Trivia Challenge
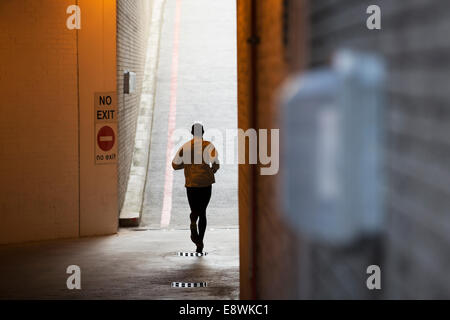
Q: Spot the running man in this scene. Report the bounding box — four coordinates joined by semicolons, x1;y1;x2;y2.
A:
172;123;220;253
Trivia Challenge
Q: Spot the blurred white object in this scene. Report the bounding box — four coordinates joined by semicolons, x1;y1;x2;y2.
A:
124;71;136;94
280;50;386;244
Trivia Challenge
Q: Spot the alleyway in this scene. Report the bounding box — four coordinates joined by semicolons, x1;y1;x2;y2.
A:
138;0;239;295
0;0;238;300
2;0;450;302
141;0;238;230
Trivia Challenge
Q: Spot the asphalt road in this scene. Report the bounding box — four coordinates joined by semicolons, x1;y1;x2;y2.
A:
141;0;238;230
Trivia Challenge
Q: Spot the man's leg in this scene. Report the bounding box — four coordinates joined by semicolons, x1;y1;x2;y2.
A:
197;186;212;243
190;214;200;244
198;213;207;242
190;212;198;224
186;188;200;245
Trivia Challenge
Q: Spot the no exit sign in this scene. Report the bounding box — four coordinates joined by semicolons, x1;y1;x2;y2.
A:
94;92;118;165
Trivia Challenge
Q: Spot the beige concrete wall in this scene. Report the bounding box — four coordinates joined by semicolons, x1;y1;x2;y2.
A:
78;0;118;236
0;0;118;244
0;0;79;244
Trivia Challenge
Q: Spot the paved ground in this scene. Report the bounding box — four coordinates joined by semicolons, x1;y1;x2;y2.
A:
137;0;239;299
0;229;238;299
142;0;238;229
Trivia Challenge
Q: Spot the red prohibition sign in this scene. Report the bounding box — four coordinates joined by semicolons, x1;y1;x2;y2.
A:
97;125;115;151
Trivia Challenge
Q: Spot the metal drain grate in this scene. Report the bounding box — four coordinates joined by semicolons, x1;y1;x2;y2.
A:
177;252;208;257
172;282;208;288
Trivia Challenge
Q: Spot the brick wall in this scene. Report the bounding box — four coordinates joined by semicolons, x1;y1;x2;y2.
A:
252;0;299;300
237;0;308;299
240;0;450;299
116;0;152;210
305;0;450;299
236;0;254;299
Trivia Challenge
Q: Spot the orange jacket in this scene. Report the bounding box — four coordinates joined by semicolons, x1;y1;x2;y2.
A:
172;138;220;187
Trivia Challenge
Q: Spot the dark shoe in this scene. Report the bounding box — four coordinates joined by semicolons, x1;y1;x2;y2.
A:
190;223;200;244
196;242;204;254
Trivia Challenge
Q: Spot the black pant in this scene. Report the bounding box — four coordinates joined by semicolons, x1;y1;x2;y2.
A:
186;186;212;242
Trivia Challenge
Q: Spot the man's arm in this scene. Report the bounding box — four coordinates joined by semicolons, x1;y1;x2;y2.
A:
172;147;184;170
212;161;220;174
210;145;220;174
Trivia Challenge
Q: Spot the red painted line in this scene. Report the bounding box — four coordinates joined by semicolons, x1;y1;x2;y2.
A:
161;0;182;228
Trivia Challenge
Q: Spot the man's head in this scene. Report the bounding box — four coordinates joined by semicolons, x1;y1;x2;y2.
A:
191;122;204;137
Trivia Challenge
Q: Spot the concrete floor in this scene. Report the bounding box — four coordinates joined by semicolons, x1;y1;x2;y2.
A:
0;228;239;300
